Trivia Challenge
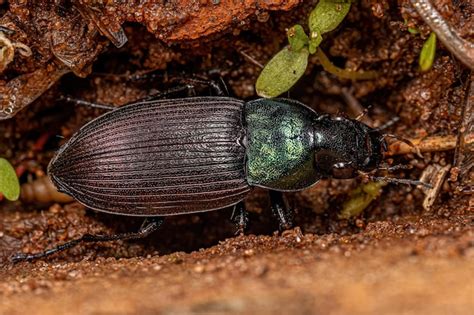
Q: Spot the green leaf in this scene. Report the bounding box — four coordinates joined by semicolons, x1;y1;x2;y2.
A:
404;18;420;34
0;157;20;201
287;25;309;52
256;46;309;98
408;27;419;35
308;33;323;54
419;32;437;72
338;181;385;219
309;0;351;35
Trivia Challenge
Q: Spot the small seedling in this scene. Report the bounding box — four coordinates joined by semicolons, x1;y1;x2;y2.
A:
404;19;420;34
256;0;377;98
419;32;437;72
339;181;385;219
411;0;474;70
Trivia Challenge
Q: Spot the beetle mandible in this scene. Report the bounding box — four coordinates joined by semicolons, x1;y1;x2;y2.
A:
12;95;423;262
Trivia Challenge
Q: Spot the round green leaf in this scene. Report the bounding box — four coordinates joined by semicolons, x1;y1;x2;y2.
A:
287;24;309;52
256;46;309;98
309;0;351;35
0;157;20;201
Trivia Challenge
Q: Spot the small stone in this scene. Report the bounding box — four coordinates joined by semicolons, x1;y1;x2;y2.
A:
243;249;254;257
194;265;205;273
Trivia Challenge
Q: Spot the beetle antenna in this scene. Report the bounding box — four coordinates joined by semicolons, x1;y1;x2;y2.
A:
383;134;423;158
58;96;116;110
368;175;432;188
378;164;413;172
354;108;368;121
374;117;399;131
238;50;264;69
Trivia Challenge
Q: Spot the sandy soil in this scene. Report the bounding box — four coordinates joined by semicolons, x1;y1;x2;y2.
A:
0;202;473;314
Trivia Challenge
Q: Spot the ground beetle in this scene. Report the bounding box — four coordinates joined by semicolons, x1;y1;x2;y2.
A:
12;94;425;262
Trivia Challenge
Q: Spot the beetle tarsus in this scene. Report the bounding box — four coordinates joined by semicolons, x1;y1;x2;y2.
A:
269;191;293;231
58;96;116;110
131;84;199;103
171;77;228;96
11;217;164;263
231;202;249;235
59;84;200;111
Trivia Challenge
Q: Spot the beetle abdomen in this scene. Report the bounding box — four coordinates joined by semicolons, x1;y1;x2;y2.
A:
48;97;250;216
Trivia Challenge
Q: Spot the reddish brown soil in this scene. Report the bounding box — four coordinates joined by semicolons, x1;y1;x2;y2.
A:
0;1;473;314
0;201;472;314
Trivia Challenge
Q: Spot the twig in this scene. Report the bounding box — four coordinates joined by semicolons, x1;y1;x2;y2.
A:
386;135;458;156
419;164;451;211
453;73;474;177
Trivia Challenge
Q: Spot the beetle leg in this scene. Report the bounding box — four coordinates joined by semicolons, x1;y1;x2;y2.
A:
230;202;249;235
58;96;117;110
130;84;198;103
0;25;16;35
58;84;198;111
269;190;293;231
169;76;229;96
11;217;164;263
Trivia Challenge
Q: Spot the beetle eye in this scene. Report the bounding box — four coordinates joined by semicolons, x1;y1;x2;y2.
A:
332;162;356;179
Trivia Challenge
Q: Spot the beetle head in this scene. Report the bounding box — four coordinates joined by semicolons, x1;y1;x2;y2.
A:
313;116;387;179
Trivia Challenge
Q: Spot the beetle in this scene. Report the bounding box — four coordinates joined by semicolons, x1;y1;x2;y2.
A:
11;96;425;262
